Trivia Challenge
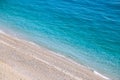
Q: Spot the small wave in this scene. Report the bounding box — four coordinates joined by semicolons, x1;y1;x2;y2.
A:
0;30;6;34
93;70;110;80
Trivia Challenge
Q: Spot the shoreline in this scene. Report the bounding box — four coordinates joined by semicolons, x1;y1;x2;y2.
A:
0;30;110;80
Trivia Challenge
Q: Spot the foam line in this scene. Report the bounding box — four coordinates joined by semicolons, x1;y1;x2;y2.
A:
94;71;110;80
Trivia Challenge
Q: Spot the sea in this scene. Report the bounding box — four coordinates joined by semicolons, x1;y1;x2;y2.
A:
0;0;120;80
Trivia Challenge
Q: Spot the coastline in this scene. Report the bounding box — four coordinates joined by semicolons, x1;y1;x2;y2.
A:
0;30;110;80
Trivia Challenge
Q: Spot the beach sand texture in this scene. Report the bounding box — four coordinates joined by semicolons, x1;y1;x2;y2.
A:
0;61;27;80
0;33;107;80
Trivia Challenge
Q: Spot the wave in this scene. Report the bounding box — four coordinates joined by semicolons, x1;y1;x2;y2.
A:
93;71;110;80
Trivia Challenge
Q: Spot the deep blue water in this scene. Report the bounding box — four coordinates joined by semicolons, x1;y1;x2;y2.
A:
0;0;120;80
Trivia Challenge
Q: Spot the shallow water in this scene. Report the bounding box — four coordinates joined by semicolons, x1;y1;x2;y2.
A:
0;0;120;80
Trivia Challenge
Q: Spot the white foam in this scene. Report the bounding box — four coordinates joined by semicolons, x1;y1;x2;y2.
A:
94;71;110;80
0;30;6;34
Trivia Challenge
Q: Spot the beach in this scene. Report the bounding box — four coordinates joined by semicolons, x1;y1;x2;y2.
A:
0;32;109;80
0;61;28;80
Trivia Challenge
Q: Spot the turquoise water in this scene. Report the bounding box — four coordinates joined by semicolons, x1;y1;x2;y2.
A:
0;0;120;80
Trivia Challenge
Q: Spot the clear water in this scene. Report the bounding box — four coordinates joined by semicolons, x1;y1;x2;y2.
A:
0;0;120;80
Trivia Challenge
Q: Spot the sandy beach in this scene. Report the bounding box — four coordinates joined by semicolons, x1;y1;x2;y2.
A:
0;32;109;80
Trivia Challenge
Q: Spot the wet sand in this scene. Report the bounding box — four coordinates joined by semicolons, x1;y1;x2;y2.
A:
0;32;109;80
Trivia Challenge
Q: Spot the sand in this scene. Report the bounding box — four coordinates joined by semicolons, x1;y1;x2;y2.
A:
0;32;109;80
0;61;28;80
